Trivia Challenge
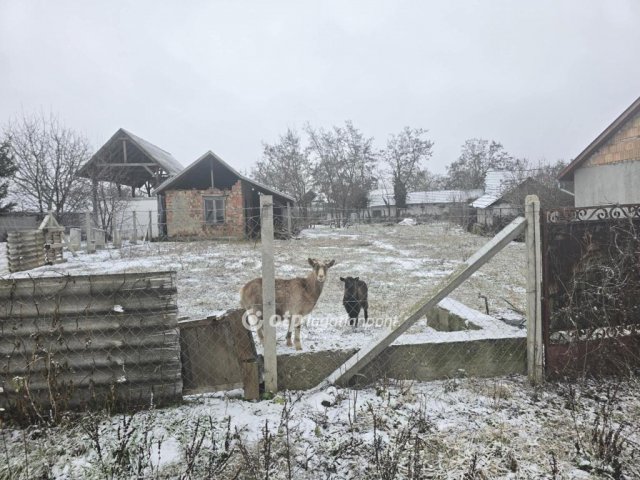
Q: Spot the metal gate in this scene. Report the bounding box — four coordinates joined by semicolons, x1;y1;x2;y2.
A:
541;204;640;378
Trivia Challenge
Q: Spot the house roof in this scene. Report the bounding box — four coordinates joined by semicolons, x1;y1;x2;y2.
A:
78;128;183;187
368;189;395;208
153;150;295;202
471;171;515;209
558;96;640;181
407;189;483;205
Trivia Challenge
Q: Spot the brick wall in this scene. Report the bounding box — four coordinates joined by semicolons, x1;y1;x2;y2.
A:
584;109;640;168
164;180;245;239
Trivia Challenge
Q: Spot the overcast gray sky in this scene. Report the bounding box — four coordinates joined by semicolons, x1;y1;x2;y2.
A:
1;0;639;174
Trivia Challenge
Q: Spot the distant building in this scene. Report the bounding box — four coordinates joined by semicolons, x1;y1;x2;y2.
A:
558;96;640;207
368;189;396;218
154;151;293;239
472;174;573;227
406;189;483;216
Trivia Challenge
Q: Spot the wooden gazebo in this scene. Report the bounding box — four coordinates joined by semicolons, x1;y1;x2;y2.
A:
78;128;183;195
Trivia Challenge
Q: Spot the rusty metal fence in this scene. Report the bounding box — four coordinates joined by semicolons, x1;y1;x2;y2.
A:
542;204;640;378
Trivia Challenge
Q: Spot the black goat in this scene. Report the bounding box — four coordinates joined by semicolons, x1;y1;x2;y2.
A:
340;276;368;327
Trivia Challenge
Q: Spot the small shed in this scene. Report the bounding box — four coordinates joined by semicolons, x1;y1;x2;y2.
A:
153;151;294;239
558;96;640;207
473;176;573;227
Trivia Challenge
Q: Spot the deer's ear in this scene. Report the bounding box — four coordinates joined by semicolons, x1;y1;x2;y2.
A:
327;260;335;268
340;277;345;282
308;258;315;267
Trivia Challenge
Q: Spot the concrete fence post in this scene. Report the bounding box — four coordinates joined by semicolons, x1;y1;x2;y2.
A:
525;195;544;384
260;195;277;394
132;211;138;245
113;228;122;249
148;210;153;241
85;211;95;253
69;228;81;252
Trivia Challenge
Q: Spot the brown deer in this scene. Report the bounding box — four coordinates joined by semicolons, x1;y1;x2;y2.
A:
240;258;336;350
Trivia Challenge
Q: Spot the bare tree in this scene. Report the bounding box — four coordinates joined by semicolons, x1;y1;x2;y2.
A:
446;138;524;190
306;121;377;224
501;159;572;209
412;169;447;191
3;113;91;216
94;181;133;238
382;127;434;211
0;139;18;212
253;128;313;207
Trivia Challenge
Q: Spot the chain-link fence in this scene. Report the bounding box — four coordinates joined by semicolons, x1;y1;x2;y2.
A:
0;271;180;424
1;197;534;415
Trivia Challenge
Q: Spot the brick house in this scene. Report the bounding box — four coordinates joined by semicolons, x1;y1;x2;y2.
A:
558;96;640;207
154;151;294;239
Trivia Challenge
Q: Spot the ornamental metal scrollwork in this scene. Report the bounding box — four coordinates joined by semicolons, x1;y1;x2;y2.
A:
546;204;640;224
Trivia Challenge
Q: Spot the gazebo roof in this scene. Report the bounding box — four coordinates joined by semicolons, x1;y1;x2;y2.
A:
78;128;183;188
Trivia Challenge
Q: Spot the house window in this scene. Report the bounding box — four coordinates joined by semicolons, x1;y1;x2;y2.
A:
204;196;225;225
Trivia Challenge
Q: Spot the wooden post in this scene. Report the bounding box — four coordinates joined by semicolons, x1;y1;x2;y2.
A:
260;195;277;394
318;216;527;388
132;211;138;245
525;195;544;383
148;210;153;241
286;202;292;237
85;211;95;253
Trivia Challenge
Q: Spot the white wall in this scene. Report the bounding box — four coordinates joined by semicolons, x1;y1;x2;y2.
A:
574;161;640;207
112;197;159;240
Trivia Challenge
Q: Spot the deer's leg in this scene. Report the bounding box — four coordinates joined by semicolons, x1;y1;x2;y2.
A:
257;326;265;344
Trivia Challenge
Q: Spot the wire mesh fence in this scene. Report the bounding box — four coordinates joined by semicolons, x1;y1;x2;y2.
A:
1;198;532;416
0;271;181;424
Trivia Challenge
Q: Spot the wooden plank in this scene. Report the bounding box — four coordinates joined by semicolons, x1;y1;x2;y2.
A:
319;216;528;388
7;230;44;238
179;319;241;391
260;195;277;393
228;309;260;400
96;163;158;167
6;250;45;259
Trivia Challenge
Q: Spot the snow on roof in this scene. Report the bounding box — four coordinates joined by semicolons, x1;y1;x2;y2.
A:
471;194;500;209
121;129;184;175
406;189;483;205
368;189;395;207
471;171;515;209
484;170;513;196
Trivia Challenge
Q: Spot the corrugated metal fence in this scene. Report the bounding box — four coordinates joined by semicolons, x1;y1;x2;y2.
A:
0;271;181;420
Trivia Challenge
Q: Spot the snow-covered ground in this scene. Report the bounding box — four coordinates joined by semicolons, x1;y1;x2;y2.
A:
2;224;639;478
2;376;639;479
0;222;526;353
